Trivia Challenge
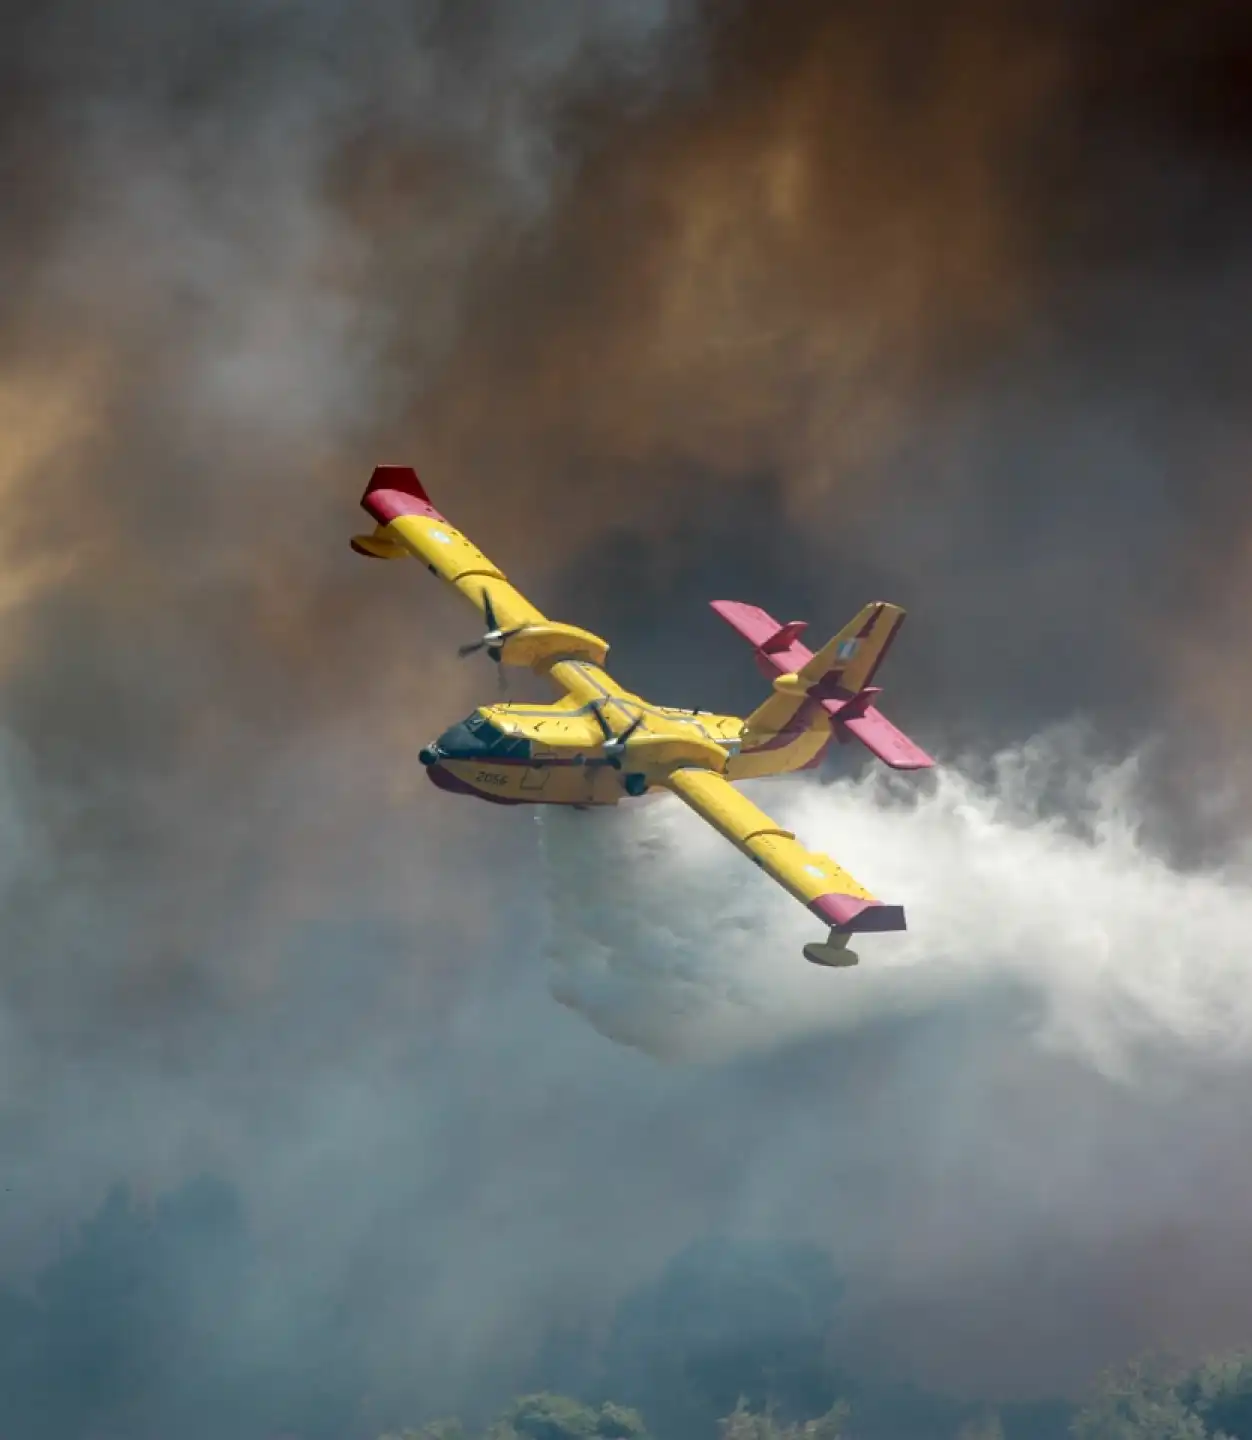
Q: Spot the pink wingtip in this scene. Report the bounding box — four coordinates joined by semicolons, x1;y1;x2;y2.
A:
809;894;907;933
361;464;443;524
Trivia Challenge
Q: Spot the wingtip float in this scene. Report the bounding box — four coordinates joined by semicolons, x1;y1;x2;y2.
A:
351;464;933;966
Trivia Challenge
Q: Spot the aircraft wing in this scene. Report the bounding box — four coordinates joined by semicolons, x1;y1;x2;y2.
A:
351;465;547;632
663;766;905;946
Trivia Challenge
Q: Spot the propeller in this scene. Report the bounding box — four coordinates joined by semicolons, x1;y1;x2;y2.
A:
458;590;528;669
589;698;645;768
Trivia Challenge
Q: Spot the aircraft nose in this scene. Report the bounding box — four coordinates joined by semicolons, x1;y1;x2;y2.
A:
418;745;441;767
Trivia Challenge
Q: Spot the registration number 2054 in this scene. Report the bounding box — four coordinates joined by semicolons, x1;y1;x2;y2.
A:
475;770;509;787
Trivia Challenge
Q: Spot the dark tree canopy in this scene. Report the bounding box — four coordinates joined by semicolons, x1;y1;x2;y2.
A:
600;1236;846;1439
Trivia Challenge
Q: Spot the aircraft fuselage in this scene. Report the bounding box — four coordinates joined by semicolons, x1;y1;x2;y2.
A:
350;462;929;956
418;688;831;807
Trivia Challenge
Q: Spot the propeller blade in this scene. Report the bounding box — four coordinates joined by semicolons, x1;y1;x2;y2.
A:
482;589;499;634
462;615;527;664
589;699;614;741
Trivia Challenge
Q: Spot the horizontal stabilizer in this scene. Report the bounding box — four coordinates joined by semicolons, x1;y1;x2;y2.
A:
711;600;811;675
834;708;934;771
712;598;934;771
710;599;787;649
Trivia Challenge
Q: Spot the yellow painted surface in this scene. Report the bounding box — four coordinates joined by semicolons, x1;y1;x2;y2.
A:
741;601;904;741
498;622;610;669
664;768;877;908
385;512;545;629
439;755;623;806
355;477;897;929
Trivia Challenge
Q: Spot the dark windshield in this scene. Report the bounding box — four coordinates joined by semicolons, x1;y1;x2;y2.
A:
443;714;531;760
490;726;531;759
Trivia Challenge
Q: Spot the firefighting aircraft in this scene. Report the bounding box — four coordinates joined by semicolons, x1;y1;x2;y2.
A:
351;466;933;966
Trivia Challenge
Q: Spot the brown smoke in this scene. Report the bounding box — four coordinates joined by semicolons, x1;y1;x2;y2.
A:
382;2;1064;537
2;0;1252;1423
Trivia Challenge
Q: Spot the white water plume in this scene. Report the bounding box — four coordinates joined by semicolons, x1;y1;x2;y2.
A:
537;725;1252;1073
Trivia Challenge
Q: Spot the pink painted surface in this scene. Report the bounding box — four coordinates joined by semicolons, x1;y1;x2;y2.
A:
711;598;934;771
824;686;883;720
809;894;907;933
806;672;855;702
710;600;783;647
710;600;813;676
832;707;934;770
761;619;809;653
361;464;445;525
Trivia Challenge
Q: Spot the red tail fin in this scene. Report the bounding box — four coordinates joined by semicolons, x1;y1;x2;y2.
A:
360;465;443;525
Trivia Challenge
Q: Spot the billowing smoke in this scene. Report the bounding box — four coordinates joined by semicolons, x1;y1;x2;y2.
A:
543;724;1252;1395
3;0;1252;1434
542;727;1252;1073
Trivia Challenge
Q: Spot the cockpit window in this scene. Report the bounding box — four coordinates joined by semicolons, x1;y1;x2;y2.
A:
461;714;531;759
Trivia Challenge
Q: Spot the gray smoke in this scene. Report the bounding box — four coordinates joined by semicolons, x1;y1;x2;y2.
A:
3;0;1252;1434
540;724;1252;1396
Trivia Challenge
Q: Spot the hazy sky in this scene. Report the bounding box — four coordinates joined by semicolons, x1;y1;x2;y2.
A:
2;0;1252;1429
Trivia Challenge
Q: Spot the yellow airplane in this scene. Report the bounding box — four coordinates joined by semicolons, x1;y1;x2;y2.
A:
351;466;934;966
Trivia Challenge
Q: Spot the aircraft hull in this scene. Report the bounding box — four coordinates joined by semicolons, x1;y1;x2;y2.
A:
352;462;924;958
427;756;625;806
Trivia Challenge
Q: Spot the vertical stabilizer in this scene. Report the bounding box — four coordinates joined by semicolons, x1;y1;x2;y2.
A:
712;599;934;770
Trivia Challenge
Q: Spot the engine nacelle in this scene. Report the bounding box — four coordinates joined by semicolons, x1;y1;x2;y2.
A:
498;622;610;670
617;733;730;797
621;732;728;775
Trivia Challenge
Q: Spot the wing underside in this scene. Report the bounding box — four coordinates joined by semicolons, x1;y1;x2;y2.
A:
662;766;905;939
